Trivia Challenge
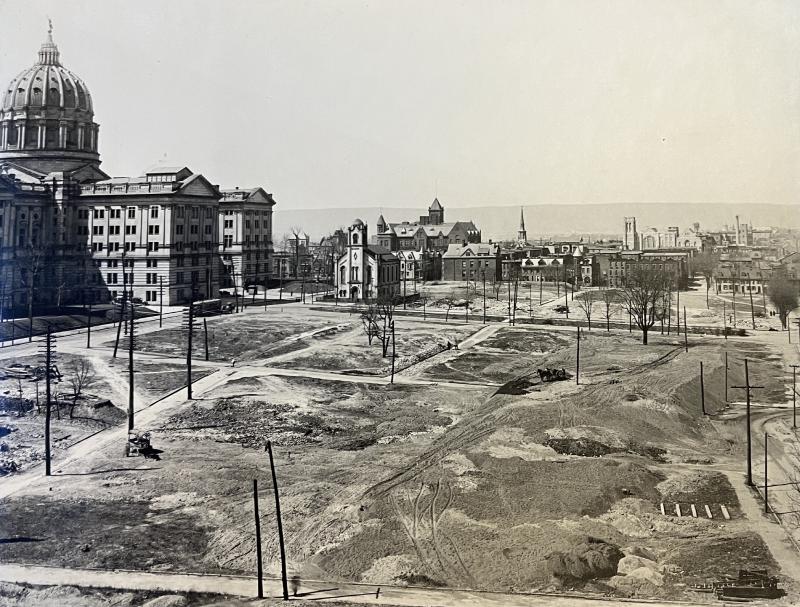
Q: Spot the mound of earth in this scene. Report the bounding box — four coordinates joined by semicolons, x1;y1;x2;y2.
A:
545;536;624;585
657;471;739;509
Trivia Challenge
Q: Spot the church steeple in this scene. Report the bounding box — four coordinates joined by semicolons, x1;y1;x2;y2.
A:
517;206;527;245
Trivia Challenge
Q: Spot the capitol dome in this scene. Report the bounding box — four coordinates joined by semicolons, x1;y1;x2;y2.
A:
0;24;103;177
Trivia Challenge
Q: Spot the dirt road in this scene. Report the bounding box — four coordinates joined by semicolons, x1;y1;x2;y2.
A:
0;564;712;607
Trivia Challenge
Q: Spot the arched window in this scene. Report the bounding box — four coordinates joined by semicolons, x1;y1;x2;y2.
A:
7;123;18;145
14;88;25;106
64;88;75;107
352;233;359;244
31;88;43;105
48;88;60;104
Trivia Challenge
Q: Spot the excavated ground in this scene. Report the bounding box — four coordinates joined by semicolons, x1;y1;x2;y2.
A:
0;308;794;603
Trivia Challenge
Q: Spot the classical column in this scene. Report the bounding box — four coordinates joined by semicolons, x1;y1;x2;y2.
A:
38;121;47;149
59;121;68;148
89;125;96;151
0;122;7;149
17;123;25;149
77;124;85;150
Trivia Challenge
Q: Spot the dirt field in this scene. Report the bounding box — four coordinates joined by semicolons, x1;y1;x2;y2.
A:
129;312;342;362
270;321;479;374
0;303;796;602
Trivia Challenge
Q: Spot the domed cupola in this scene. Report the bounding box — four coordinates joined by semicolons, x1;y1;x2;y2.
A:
0;22;103;177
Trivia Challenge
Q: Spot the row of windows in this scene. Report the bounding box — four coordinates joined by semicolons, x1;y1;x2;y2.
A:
104;259;160;268
92;241;162;252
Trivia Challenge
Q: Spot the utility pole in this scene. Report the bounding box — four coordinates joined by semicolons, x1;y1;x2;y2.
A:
790;364;798;429
403;273;406;310
264;284;268;311
748;279;756;330
723;301;727;340
676;288;680;336
112;286;128;358
732;265;737;326
764;432;769;514
482;271;486;324
700;361;705;415
539;274;543;305
128;299;135;432
253;479;264;599
576;326;580;385
41;326;55;476
266;441;289;601
683;306;688;353
390;321;396;384
732;359;764;487
725;352;729;404
203;317;209;361
86;302;92;348
159;276;164;328
186;299;194;399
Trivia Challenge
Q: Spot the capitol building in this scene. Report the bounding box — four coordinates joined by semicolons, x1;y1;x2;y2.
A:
0;26;275;308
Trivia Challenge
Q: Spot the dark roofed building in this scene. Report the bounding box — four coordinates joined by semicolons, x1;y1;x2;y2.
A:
375;198;481;253
442;242;500;282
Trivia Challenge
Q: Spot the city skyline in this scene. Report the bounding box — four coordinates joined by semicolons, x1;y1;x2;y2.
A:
1;0;799;210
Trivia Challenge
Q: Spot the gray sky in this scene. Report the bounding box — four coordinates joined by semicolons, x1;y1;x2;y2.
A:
1;0;799;209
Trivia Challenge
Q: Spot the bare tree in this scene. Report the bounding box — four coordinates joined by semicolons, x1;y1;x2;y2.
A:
600;288;618;332
67;359;96;418
442;290;457;322
360;302;381;346
768;273;798;330
619;265;671;345
17;242;47;342
377;295;396;356
693;250;719;308
575;290;597;330
463;287;475;322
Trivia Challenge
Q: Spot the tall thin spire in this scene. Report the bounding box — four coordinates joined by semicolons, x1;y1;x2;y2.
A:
517;206;528;245
38;18;61;66
519;206;526;231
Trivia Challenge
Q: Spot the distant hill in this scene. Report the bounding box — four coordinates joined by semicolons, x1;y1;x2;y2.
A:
273;203;799;243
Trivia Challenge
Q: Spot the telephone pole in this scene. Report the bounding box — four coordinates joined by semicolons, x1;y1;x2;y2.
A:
683;306;688;353
86;302;92;348
128;298;135;431
724;351;729;404
764;432;769;514
576;326;580;385
159;276;164;328
790;364;798;429
732;359;764;487
186;299;194;399
253;479;264;599
266;441;289;601
482;270;486;324
700;361;705;415
723;301;727;340
390;321;396;384
40;326;55;476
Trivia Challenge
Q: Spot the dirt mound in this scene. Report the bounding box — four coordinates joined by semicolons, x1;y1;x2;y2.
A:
662;532;779;584
657;471;739;509
545;437;619;457
545;536;624;584
495;377;537;395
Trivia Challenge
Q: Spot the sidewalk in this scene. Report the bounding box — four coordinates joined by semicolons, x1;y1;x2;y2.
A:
0;564;710;607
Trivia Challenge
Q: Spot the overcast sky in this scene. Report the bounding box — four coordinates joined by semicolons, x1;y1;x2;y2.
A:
1;0;799;210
